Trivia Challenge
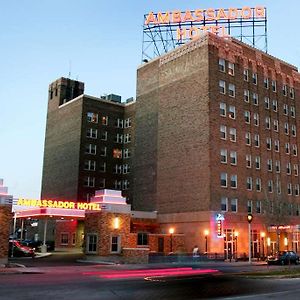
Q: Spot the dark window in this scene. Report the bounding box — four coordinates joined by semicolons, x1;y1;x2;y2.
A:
137;233;148;246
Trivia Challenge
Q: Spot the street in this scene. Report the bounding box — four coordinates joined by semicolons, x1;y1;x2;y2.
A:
1;253;300;299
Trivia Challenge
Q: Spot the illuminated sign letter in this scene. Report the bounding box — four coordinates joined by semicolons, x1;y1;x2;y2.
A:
183;10;194;22
172;10;182;23
228;8;238;20
177;28;186;40
206;8;216;21
145;12;157;25
255;6;265;18
194;9;204;21
241;7;252;19
157;12;170;24
216;8;227;20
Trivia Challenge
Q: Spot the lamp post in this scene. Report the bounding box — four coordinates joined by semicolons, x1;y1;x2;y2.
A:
261;232;265;259
169;228;174;253
234;231;239;261
247;213;253;264
204;229;209;254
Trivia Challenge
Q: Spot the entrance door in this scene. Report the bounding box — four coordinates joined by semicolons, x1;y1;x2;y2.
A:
224;229;235;260
158;237;164;253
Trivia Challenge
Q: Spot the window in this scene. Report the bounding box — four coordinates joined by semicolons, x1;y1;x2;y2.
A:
267;159;272;172
231;198;238;212
246;154;251;168
219;58;225;72
228;83;235;97
113;148;122;159
268;180;273;193
86;128;97;139
220;125;226;139
254;113;259;126
99;162;106;173
284;123;289;135
288;183;292;195
294;164;299;176
244;111;250;124
295;185;300;196
287;162;291;175
293;145;298;156
220;103;226;116
273;120;279;132
285;143;290;154
124;134;131;144
60;233;69;245
122;179;130;190
230;151;237;165
291;106;296;118
221;197;228;211
124;118;132;128
114;165;122;174
229;128;236;142
85;144;96;155
100;146;107;157
277;181;281;194
274;140;280;152
99;178;105;189
266;138;272;150
256;201;262;213
265;117;270;129
219;80;226;94
255;156;260;169
231;175;237;188
114;180;122;190
253;93;259;105
101;116;108;125
244;69;249;81
272;100;278;111
256;177;261;192
115;133;123;143
272;80;276;92
228;105;236;119
221;173;227;187
84;176;95;187
137;233;149;246
72;233;76;245
84;160;96;171
291;125;296;137
228;62;234;75
87;112;98;123
247;200;253;213
282;84;287;96
244;90;250;102
254;134;260;147
246;177;252;190
290;87;295;99
101;131;107;141
87;234;97;253
245;132;251;145
111;235;121;253
123;164;131;174
123;149;131;158
252;73;257;85
283;104;288;115
264;97;270;109
220;149;227;163
115;118;124;128
264;78;269;89
275;161;281;173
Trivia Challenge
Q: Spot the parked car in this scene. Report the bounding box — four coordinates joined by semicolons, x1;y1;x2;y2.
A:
267;251;299;265
9;240;35;258
20;240;55;252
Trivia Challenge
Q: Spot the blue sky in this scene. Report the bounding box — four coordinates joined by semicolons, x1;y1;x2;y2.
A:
1;0;300;199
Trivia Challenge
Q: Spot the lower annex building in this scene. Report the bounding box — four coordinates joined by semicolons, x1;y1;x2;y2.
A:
41;33;300;259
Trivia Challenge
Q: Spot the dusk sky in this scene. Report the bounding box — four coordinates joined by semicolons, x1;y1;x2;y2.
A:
1;0;300;199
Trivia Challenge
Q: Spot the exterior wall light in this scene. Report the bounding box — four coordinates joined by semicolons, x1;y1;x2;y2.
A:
113;217;120;229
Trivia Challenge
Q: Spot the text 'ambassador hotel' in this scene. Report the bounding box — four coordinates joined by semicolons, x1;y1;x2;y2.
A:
42;33;300;256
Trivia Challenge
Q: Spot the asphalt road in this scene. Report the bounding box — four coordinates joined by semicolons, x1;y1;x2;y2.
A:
1;253;300;300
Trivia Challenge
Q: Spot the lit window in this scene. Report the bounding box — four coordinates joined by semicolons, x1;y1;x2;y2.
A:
228;83;235;97
287;162;291;175
221;173;227;187
290;87;295;99
228;62;234;75
267;159;272;172
230;151;237;165
85;144;96;155
220;125;226;140
268;180;273;193
228;105;236;119
252;93;259;105
283;104;288;115
221;197;228;211
265;117;270;129
219;80;226;94
275;161;281;173
220;149;227;163
264;78;269;89
255;156;260;169
87;112;98;123
244;69;249;81
218;58;225;72
231;175;237;188
288;183;292;195
272;100;278;111
254;134;260;147
273;120;279;132
220;102;226;116
84;160;96;171
229;128;236;142
87;234;97;253
272;80;276;92
292;125;296;137
231;198;238;212
86;128;97;139
244;111;250;124
113;148;122;159
247;200;253;213
102;116;108;125
246;177;252;190
282;84;287;96
266;138;272;150
244;89;250;102
294;164;299;176
253;113;259;126
252;73;257;85
291;106;296;118
245;132;251;145
274;140;280;152
264;97;270;109
246;154;251;168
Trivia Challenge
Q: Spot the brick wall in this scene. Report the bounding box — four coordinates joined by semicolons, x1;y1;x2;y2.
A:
0;205;12;264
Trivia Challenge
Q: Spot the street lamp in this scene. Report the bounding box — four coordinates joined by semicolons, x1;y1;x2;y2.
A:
204;229;209;254
169;228;174;253
261;232;265;259
247;213;253;264
234;231;239;261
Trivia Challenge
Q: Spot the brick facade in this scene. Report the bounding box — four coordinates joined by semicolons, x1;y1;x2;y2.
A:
0;205;12;265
